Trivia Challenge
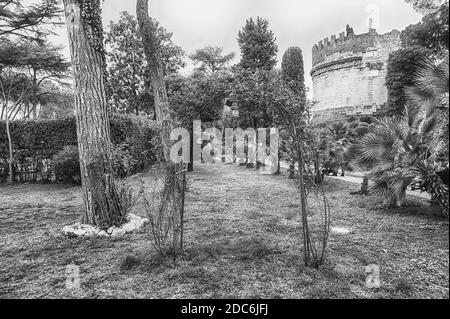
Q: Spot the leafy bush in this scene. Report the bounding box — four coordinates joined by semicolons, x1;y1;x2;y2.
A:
110;114;160;171
385;46;433;115
111;144;138;178
52;145;81;184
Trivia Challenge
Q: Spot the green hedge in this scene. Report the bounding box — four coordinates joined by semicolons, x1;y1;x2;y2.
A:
0;114;159;183
0;117;77;161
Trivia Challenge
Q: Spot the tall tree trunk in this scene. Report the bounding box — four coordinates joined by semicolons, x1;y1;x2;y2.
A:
136;0;173;161
63;0;123;228
188;128;194;172
296;142;311;267
314;157;322;184
137;0;184;255
32;69;37;120
396;188;407;207
288;158;295;179
360;175;369;195
276;150;281;174
5;112;13;185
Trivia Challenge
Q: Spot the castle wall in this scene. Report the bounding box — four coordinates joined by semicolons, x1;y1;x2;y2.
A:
311;29;401;116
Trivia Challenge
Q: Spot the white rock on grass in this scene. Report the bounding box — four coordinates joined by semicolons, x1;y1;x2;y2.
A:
331;227;352;235
110;227;126;238
98;230;109;237
62;214;149;238
121;223;135;233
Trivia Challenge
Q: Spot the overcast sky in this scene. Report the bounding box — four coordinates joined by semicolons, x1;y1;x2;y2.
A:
52;0;423;91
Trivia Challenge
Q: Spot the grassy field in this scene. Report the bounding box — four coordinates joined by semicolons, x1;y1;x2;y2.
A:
0;163;448;299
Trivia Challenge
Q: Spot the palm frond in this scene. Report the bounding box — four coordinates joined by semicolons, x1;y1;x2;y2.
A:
358;132;395;165
356;51;448;210
415;54;449;97
419;114;438;138
391;178;411;199
369;179;394;199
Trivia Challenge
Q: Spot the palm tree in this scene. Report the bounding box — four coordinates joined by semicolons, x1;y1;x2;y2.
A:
406;52;449;164
406;51;449;213
358;52;448;213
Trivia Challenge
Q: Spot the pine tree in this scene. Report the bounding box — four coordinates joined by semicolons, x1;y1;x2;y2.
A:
62;0;124;228
136;0;173;161
189;46;235;74
0;0;61;42
237;17;278;71
137;0;186;256
105;11;185;116
19;41;70;119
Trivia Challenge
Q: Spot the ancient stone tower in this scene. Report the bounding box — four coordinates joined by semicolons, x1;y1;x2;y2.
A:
311;25;401;122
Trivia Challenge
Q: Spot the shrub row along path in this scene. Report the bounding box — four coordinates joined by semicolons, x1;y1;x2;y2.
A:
0;163;448;298
278;161;431;200
327;171;431;200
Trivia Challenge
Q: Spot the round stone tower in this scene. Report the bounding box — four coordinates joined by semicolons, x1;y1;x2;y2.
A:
311;25;401;122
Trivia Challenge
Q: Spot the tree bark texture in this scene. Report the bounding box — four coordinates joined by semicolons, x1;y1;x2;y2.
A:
360;175;369;195
137;0;186;256
136;0;173;162
5;113;13;184
296;142;311;267
63;0;123;228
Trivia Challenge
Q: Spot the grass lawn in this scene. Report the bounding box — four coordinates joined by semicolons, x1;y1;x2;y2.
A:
0;163;448;299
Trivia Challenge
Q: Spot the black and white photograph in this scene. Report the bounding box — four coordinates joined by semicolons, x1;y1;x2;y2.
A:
0;0;448;304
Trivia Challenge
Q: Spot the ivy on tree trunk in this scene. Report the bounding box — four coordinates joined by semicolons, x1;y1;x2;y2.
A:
63;0;124;228
136;0;173;161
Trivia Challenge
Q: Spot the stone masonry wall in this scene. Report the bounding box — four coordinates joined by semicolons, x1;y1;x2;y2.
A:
311;28;401;117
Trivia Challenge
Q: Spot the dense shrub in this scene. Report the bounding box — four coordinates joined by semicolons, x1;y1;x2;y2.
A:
109;114;160;170
52;145;81;184
352;123;370;137
0;114;159;183
111;143;138;178
385;46;433;115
